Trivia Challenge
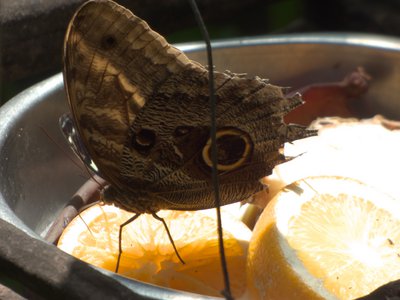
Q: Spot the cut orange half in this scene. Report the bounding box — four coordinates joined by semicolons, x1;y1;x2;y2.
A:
57;204;251;298
245;176;400;300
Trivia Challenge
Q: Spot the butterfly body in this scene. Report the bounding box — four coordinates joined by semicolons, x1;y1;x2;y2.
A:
64;0;314;214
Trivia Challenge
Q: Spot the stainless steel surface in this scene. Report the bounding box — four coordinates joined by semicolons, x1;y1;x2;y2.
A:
1;33;400;298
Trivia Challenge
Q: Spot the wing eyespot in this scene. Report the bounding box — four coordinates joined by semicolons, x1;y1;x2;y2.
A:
201;128;253;172
131;128;156;155
101;34;118;50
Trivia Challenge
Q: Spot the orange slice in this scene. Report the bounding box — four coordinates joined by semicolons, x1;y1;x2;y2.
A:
57;204;251;298
245;176;400;300
260;116;400;208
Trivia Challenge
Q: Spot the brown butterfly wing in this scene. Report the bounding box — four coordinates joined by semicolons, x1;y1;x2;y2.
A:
64;0;200;209
64;0;313;213
128;69;312;210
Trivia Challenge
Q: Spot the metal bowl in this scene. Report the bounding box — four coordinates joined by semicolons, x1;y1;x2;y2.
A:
1;33;400;298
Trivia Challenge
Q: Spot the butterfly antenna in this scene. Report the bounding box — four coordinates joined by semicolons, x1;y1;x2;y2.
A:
57;114;105;186
78;210;94;238
39;125;86;175
187;1;233;299
152;213;185;264
116;213;141;273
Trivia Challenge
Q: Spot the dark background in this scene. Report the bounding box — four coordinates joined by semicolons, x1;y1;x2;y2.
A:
1;0;400;104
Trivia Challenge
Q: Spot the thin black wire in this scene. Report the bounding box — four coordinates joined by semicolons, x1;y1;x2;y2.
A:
186;1;233;299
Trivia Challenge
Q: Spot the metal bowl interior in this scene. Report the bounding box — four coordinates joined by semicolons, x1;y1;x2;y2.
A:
1;33;400;297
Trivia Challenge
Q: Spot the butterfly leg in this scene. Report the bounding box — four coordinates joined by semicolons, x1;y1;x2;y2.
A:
116;213;141;273
151;213;185;265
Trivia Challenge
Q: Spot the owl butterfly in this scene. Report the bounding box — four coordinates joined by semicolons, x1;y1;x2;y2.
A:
63;0;314;293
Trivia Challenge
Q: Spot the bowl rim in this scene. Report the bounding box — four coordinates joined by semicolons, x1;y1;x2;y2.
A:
2;32;400;299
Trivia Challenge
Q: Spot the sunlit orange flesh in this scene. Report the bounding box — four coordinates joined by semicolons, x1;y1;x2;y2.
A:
58;205;251;298
246;176;400;300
